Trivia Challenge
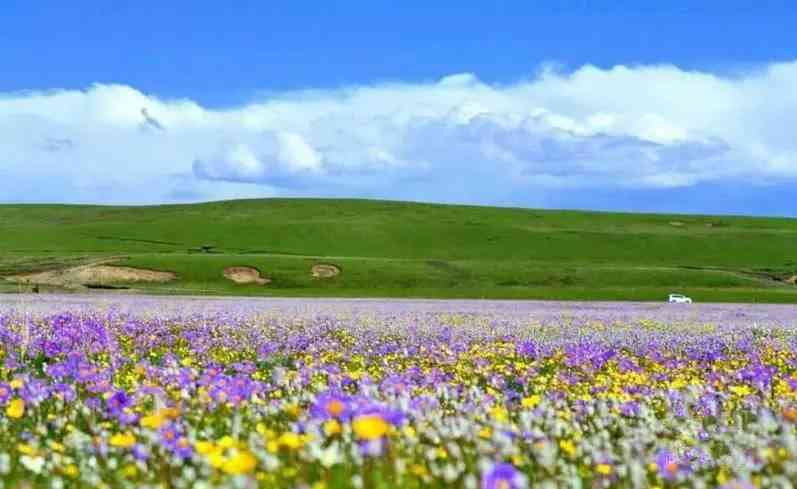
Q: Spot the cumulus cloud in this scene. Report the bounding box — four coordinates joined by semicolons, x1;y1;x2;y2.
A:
191;132;324;190
1;61;796;206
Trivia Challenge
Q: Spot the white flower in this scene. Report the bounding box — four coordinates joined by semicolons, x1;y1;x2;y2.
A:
0;453;9;474
319;444;343;468
20;455;45;474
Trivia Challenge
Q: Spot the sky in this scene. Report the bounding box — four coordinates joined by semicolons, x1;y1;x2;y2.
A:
2;1;797;216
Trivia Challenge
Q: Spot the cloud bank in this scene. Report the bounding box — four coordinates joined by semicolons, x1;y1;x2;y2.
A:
1;62;796;209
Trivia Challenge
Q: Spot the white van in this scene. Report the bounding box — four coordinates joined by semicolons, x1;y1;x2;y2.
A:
668;293;693;304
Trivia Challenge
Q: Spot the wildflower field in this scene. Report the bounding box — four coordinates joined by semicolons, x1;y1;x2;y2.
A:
1;296;797;488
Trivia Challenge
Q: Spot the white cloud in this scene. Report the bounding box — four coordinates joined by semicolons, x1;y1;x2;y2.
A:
1;61;797;205
192;132;323;187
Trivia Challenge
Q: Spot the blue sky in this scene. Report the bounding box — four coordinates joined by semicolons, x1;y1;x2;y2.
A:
2;1;796;215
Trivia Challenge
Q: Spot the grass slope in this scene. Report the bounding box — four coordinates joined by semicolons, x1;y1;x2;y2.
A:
1;199;796;302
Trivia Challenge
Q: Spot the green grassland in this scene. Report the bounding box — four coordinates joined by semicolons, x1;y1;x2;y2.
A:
1;199;796;302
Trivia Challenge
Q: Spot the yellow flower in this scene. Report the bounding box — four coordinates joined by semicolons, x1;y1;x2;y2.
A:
285;403;301;418
218;435;237;449
63;464;79;478
160;407;181;419
110;432;136;448
195;441;216;455
140;413;165;429
222;450;257;475
729;385;752;397
323;419;341;436
479;427;492;439
411;464;429;477
17;443;37;456
595;463;612;476
9;379;23;389
559;439;577;457
208;451;227;469
278;432;303;450
521;395;541;409
489;406;509;423
6;398;25;419
352;414;389;441
256;423;271;436
669;378;688;389
122;464;138;478
48;441;65;452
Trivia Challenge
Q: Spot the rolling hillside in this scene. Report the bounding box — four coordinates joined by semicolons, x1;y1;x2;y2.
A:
1;199;796;302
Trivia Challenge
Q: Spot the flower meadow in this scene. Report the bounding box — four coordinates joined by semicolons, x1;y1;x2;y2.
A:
1;296;797;488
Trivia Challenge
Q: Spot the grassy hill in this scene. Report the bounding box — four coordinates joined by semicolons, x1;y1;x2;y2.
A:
1;199;796;302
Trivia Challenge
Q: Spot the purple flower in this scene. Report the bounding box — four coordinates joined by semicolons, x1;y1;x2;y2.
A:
311;392;353;420
49;383;77;402
132;444;150;461
482;463;526;489
619;401;640;417
515;341;537;359
0;383;11;404
354;403;405;427
21;379;50;405
45;362;70;379
84;397;103;411
257;342;278;359
106;390;131;413
655;450;681;480
160;424;181;447
171;436;194;459
117;410;139;426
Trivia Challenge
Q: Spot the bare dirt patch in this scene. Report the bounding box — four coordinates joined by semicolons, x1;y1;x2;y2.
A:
669;221;685;227
7;264;176;288
312;263;340;278
223;267;271;285
786;275;797;285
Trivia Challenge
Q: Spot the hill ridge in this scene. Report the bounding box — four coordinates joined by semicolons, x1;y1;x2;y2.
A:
1;199;795;302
